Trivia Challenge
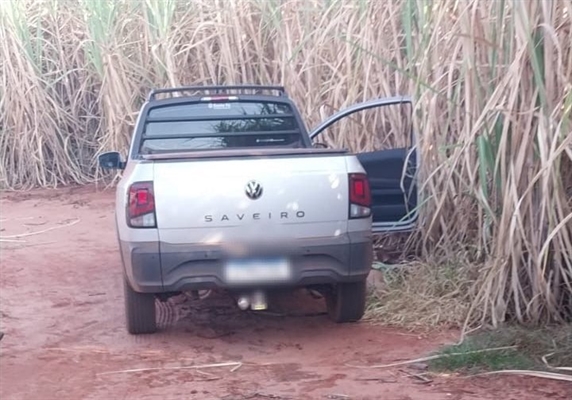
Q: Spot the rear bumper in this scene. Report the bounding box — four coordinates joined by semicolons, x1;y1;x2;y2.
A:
120;232;372;293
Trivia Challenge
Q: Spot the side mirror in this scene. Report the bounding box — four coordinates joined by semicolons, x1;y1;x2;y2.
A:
98;151;125;170
312;142;328;149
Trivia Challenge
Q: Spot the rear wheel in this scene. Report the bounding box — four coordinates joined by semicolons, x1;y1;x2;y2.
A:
326;280;367;323
123;276;157;334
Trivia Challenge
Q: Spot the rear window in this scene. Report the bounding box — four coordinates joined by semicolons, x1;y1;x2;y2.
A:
141;101;305;153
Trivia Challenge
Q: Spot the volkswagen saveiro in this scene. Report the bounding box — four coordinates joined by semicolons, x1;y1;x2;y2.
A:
99;85;418;334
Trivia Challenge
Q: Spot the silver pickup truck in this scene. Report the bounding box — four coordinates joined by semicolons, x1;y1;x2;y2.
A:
99;85;418;334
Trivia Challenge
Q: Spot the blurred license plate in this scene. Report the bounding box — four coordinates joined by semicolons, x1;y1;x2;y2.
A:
224;258;291;284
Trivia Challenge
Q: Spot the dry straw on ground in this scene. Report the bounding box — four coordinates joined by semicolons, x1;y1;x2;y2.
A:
0;0;571;326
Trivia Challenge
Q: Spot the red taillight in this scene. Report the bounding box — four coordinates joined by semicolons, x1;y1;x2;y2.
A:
127;182;156;228
349;174;371;207
349;173;371;219
354;180;365;197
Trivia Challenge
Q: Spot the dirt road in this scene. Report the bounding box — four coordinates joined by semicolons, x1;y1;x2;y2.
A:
0;186;570;400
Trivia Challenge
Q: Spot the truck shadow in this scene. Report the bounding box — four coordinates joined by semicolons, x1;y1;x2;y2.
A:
155;288;333;339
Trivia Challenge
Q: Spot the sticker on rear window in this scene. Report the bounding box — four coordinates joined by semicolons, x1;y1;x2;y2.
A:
208;103;231;110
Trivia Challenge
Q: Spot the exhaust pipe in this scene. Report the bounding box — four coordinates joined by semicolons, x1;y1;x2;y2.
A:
237;295;250;310
237;291;267;311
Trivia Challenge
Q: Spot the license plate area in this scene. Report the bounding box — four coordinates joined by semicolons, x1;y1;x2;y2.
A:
224;258;292;284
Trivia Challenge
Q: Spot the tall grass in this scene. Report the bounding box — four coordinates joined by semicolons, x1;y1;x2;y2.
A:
0;0;571;326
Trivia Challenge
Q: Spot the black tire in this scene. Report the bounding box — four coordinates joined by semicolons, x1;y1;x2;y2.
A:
326;280;367;323
123;276;157;334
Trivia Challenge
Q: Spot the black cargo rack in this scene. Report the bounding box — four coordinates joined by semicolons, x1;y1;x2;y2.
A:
147;85;287;101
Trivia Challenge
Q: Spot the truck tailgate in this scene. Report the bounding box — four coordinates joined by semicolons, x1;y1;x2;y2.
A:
152;155;351;243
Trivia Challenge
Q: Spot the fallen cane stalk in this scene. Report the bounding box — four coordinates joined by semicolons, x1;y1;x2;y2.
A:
471;370;572;382
194;369;221;381
96;361;243;376
0;219;80;239
541;352;572;372
398;368;433;384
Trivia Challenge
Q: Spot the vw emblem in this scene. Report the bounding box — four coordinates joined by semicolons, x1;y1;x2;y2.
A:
245;180;263;200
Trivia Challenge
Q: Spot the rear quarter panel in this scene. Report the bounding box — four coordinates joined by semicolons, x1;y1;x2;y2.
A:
345;155;371;234
115;161;159;243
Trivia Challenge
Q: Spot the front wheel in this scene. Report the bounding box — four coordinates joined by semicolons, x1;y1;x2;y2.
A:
325;280;367;323
123;276;157;334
